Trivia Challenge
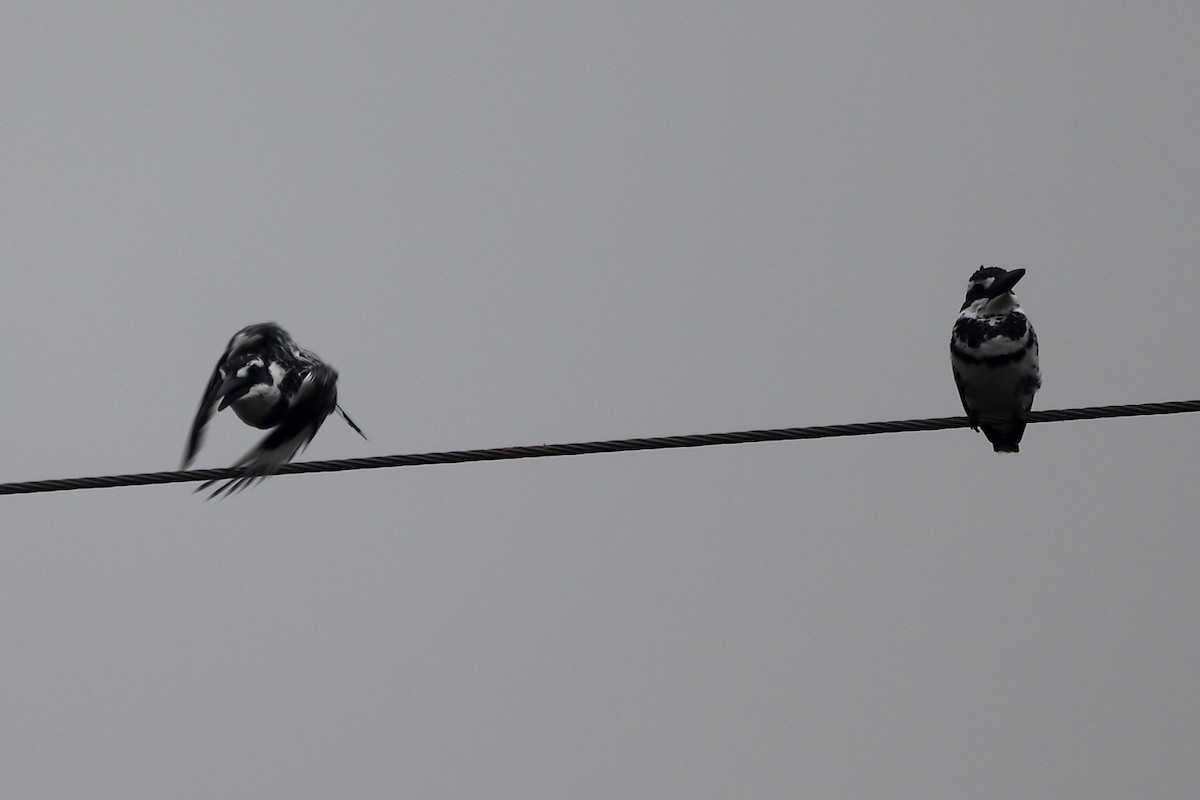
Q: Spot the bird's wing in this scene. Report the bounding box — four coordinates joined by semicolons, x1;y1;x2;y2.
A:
335;405;367;440
200;364;339;499
950;358;979;430
182;350;233;468
954;375;975;428
296;344;366;440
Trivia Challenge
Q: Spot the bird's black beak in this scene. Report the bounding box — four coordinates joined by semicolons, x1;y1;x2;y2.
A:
986;268;1025;298
216;374;258;410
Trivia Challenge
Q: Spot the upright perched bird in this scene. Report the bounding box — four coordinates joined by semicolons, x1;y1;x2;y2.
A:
183;323;366;497
950;267;1041;452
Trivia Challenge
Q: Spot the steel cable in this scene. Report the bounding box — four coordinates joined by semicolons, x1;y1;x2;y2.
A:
2;399;1197;496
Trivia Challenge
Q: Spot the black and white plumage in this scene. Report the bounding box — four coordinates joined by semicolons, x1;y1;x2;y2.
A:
183;323;366;497
950;267;1041;453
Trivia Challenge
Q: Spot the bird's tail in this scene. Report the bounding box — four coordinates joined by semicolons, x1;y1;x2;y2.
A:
983;421;1025;453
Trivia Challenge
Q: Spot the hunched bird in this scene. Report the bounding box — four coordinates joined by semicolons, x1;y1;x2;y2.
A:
950;267;1042;452
183;322;366;497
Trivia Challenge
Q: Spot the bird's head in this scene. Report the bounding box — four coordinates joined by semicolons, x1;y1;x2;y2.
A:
960;266;1026;315
216;356;272;411
226;322;291;359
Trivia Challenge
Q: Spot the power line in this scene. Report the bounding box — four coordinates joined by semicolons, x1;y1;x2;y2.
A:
2;399;1198;497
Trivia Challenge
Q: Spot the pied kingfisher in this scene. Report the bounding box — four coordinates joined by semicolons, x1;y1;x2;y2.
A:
950;267;1041;453
183;323;366;497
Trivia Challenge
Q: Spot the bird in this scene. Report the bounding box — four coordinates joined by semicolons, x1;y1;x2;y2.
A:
183;322;366;497
950;266;1041;452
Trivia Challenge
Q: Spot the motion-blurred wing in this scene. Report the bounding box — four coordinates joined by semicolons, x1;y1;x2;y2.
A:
336;405;367;440
182;351;232;469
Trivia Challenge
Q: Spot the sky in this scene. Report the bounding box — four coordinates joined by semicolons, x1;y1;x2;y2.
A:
1;2;1199;797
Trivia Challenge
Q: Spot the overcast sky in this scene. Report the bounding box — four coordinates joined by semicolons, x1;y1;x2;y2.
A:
2;3;1199;797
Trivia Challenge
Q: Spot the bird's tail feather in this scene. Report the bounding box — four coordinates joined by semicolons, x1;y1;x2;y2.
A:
982;421;1025;453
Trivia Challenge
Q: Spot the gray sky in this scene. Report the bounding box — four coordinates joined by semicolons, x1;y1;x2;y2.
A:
2;2;1198;797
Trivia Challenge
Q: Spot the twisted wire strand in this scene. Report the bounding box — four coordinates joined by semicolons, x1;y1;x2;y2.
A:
2;399;1198;497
